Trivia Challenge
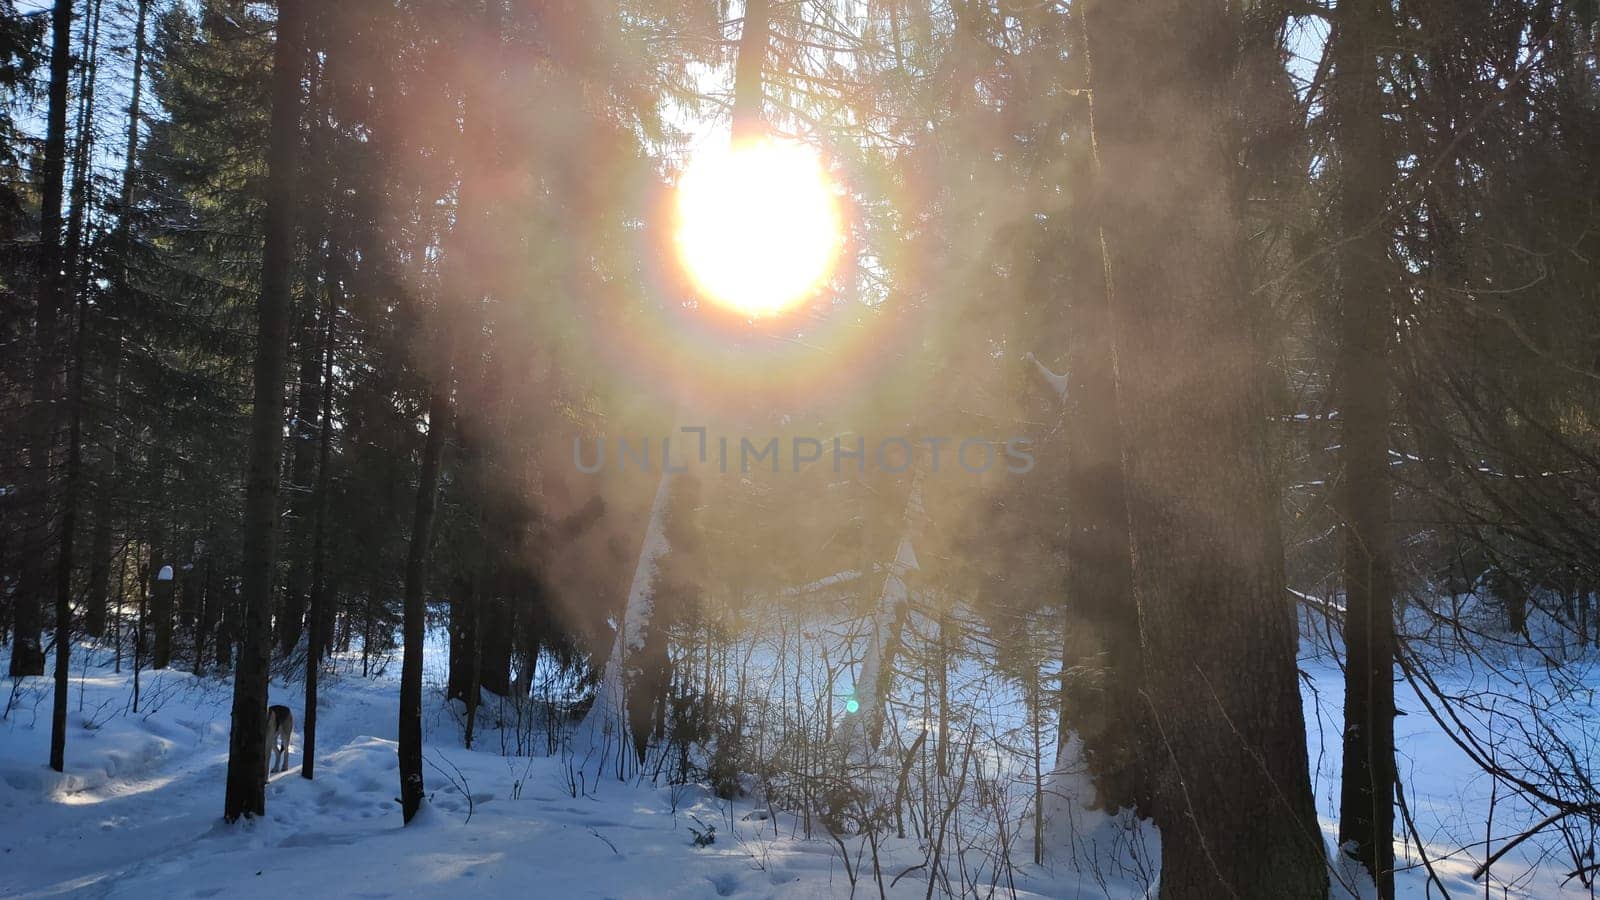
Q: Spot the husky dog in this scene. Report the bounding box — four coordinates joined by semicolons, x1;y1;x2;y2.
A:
266;704;294;778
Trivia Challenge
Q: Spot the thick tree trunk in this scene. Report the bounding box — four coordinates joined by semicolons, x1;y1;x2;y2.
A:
1057;74;1144;811
224;0;305;824
400;387;449;823
1330;2;1398;895
1082;2;1327;896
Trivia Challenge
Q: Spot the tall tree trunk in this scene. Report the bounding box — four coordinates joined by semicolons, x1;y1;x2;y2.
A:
732;0;770;140
224;0;306;823
1056;19;1144;808
49;303;80;772
50;0;104;773
299;14;335;776
85;0;150;642
302;218;337;781
1082;2;1327;896
400;387;449;823
1331;1;1397;893
13;0;76;680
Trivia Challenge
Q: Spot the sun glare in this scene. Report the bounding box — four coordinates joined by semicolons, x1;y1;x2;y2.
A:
673;138;844;318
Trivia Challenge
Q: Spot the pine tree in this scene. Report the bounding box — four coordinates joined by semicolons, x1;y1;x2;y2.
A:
14;0;75;681
1328;0;1398;893
399;382;447;823
224;0;305;822
43;0;81;768
1081;1;1328;894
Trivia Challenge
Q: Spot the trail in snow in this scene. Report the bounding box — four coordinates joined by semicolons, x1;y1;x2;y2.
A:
2;642;1073;899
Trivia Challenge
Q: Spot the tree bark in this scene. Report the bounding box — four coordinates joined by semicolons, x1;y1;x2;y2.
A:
1057;23;1145;808
1329;2;1398;894
224;0;306;823
303;209;337;781
300;8;336;778
1082;2;1327;896
400;386;449;823
13;0;76;680
51;0;104;773
732;0;770;140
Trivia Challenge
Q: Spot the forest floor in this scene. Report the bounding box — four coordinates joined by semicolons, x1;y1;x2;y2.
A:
0;624;1594;899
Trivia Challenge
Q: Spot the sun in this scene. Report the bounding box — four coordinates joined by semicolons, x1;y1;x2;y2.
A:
673;137;844;318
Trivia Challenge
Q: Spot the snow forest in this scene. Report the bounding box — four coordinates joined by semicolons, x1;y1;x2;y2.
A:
2;1;1599;898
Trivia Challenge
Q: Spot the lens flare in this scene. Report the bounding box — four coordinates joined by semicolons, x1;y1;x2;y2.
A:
673;138;844;318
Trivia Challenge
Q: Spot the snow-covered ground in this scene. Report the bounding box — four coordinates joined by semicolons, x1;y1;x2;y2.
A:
1;636;1075;899
1;617;1594;899
1300;603;1600;900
